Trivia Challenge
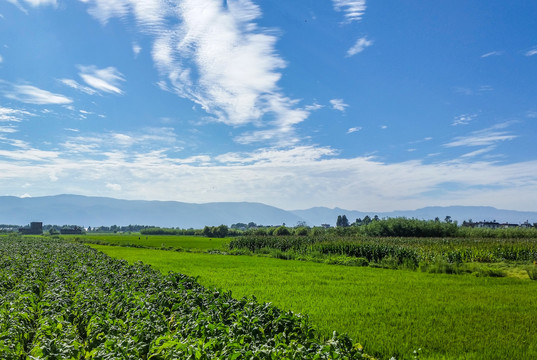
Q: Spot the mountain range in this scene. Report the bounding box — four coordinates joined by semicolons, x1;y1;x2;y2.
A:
1;194;536;228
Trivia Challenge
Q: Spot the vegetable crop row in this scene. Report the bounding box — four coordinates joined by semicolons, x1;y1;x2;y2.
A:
0;238;362;359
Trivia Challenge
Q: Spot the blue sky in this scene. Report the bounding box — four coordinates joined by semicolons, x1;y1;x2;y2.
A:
0;0;536;211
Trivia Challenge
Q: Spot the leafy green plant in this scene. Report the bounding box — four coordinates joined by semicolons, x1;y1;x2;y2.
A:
0;237;364;359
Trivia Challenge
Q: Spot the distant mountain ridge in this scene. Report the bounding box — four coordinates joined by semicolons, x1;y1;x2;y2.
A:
1;194;536;228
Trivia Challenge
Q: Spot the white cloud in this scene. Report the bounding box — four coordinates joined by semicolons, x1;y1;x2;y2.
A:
0;106;33;122
452;113;477;126
304;103;323;111
6;0;56;10
526;111;537;119
0;125;17;133
460;146;496;158
330;99;348;112
525;47;537;56
106;183;122;191
445;123;517;148
0;54;3;63
82;0;309;144
481;51;502;58
78;65;125;94
59;78;98;95
347;127;362;134
347;36;373;57
4;84;72;105
2;142;537;211
332;0;366;23
132;42;142;56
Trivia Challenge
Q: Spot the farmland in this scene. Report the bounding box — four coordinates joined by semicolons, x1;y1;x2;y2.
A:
72;233;230;251
0;237;361;359
3;230;537;359
91;242;537;359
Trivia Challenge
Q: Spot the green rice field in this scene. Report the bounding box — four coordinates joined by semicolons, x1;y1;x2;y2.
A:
91;244;537;360
72;233;230;251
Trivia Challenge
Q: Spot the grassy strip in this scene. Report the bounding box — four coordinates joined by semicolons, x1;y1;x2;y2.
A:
91;244;537;360
68;233;230;251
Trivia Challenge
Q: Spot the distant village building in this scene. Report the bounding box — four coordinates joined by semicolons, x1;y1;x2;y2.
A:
462;220;532;229
18;222;43;235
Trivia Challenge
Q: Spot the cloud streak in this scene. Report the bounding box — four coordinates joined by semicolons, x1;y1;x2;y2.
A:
3;84;72;105
525;47;537;57
78;65;125;95
347;36;373;57
330;99;348;112
332;0;366;23
452;113;477;126
445;123;517;148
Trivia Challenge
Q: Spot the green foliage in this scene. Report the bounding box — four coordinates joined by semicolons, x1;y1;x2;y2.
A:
95;245;537;360
336;215;350;227
294;227;309;236
0;237;363;359
228;234;537;276
273;226;291;236
72;233;231;251
202;224;229;238
359;217;458;237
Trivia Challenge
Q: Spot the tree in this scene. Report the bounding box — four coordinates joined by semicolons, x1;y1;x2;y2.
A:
445;216;452;223
362;215;372;225
336;215;349;227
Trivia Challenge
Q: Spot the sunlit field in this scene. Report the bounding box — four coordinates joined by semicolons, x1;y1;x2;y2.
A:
70;233;230;251
92;244;537;360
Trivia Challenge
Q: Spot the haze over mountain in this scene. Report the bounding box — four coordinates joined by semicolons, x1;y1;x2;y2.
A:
1;195;536;228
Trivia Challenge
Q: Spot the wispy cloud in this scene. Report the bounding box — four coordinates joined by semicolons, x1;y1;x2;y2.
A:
0;106;33;122
78;65;125;95
347;36;373;57
8;0;57;6
132;42;142;57
0;125;17;133
59;78;98;95
347;126;362;134
304;103;323;111
526;111;537;119
445;122;517;147
332;0;366;23
330;99;348;112
481;51;502;58
81;0;309;144
0;54;3;63
4;84;72;105
452;113;477;126
460;145;496;158
525;47;537;57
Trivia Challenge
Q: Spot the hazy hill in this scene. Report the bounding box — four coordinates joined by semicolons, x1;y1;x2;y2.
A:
291;206;537;226
0;195;304;228
1;194;536;228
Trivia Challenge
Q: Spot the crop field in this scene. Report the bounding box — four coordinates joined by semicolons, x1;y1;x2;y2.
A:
0;237;362;359
71;233;230;251
228;235;537;276
92;244;537;360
